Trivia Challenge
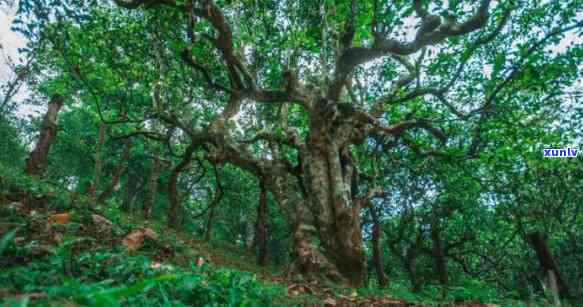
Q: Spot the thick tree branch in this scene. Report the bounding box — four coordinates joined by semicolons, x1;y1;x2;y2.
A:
467;20;583;157
328;0;492;101
380;120;447;144
180;48;233;93
114;0;178;9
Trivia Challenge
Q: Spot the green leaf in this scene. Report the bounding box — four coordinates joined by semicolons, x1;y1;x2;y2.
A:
0;226;21;257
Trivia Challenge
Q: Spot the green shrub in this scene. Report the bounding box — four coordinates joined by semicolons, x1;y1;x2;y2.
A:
1;249;283;306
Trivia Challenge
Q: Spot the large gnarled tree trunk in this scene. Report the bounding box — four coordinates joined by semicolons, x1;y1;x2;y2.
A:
110;0;496;287
291;108;366;286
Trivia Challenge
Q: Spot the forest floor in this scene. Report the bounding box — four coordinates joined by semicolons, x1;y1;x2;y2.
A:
0;166;533;307
0;200;513;307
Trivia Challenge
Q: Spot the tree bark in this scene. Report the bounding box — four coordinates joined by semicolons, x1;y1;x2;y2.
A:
369;204;388;287
106;0;497;287
204;202;217;242
267;173;344;283
24;94;64;176
121;172;139;212
204;165;222;241
300;116;365;286
526;231;570;299
144;153;161;219
388;227;423;293
431;222;449;286
23;94;64;208
407;230;424;292
206;110;366;286
89;122;108;197
97;140;132;203
256;179;269;266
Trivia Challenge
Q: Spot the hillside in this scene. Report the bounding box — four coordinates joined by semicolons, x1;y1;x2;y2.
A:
0;166;571;306
1;0;582;306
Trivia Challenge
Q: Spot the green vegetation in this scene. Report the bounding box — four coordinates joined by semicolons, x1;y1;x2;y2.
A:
1;0;582;306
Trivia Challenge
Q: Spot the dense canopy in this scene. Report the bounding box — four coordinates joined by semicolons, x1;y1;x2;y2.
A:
1;0;582;305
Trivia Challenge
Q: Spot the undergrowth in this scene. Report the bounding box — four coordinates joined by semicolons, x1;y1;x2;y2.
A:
0;163;575;306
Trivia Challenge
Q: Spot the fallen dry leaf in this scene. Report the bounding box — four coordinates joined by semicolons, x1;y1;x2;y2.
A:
143;228;158;240
287;283;314;296
323;297;337;306
122;228;159;251
122;230;145;251
50;213;71;225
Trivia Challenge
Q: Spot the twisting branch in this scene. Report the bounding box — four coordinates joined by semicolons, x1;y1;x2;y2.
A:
180;48;233;93
168;141;198;226
328;0;493;101
371;55;417;117
204;164;223;241
380;120;447;144
193;0;254;90
114;0;179;9
370;4;514;120
0;54;33;115
242;131;299;149
118;0;307;108
467;20;583;157
111;130;168;142
96;140;133;203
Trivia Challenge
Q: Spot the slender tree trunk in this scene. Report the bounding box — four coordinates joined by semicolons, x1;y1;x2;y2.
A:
204;203;217;242
23;94;64;208
256;179;269;266
24;94;64;176
121;172;139;212
144;154;161;219
168;143;196;226
389;228;423;293
204;166;222;241
407;230;424;292
97;141;132;203
526;231;570;298
431;222;449;286
369;205;388;287
89;122;108;197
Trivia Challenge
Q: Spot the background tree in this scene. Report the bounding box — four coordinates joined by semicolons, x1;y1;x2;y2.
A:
6;0;582;291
